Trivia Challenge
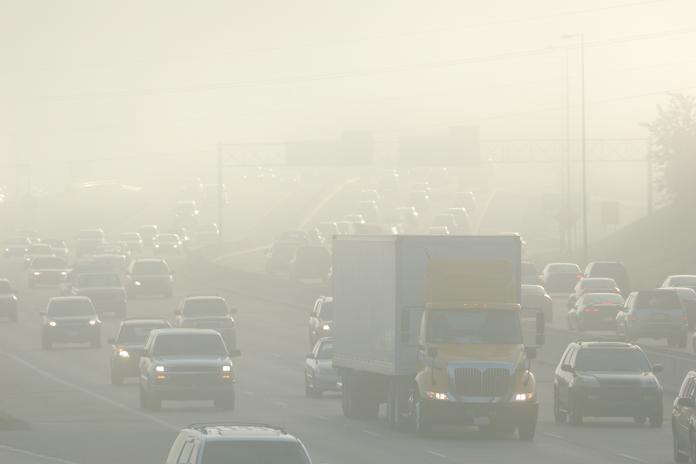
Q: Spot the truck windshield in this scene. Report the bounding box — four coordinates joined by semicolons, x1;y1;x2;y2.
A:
426;309;522;344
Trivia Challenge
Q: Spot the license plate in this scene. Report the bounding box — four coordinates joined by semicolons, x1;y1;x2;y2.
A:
473;417;491;426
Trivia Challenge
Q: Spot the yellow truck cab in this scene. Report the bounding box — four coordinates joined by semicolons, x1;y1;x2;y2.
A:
332;235;543;440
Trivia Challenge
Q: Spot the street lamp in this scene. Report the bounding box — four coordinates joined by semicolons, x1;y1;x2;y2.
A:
562;33;588;265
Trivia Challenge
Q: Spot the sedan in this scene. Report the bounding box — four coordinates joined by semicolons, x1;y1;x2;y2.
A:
305;337;340;398
568;292;625;332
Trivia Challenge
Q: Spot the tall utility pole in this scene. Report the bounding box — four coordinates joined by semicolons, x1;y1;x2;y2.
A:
562;33;588;264
217;143;224;243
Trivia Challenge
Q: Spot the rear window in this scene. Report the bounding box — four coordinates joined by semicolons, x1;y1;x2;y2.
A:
183;299;228;317
581;278;616;289
547;263;580;273
635;291;682;309
590;263;627;277
201;441;310;464
152;333;226;356
132;261;169;274
582;293;624;305
48;299;95;317
672;276;696;287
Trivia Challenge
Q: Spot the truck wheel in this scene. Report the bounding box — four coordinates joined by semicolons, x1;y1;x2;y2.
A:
415;400;431;438
518;420;536;441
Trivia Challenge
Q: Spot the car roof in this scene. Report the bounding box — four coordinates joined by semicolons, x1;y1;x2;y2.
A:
150;328;220;337
575;341;638;349
184;295;225;301
185;424;298;442
49;296;91;302
668;274;696;279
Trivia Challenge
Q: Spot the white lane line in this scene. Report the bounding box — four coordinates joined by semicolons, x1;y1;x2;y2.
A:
3;353;178;431
241;390;255;396
426;450;448;459
543;432;564;439
361;429;382;438
618;454;645;463
0;444;82;464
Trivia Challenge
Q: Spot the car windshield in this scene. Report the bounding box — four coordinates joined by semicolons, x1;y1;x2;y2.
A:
76;274;120;287
575;348;651;372
317;341;333;359
183;299;228;316
201;441;310;464
133;261;169;274
48;300;94;317
29;245;52;254
319;302;333;320
672;276;696;287
635;291;681;309
31;257;66;268
119;324;166;344
152;333;226;356
426;309;522;344
583;293;624;305
0;281;12;293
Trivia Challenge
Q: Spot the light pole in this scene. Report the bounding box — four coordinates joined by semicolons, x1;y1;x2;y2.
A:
562;33;588;265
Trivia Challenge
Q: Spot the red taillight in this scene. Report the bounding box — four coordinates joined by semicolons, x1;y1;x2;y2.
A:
681;314;689;322
582;307;599;313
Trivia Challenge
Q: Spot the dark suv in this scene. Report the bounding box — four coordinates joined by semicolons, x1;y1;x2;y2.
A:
126;258;173;298
165;424;312;464
554;341;663;426
108;318;171;385
616;289;688;348
174;296;238;352
672;371;696;462
138;329;238;410
40;296;102;349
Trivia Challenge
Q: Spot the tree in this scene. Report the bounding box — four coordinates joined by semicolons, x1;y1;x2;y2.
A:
644;93;696;205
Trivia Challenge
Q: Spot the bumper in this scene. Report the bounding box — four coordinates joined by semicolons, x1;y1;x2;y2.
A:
148;379;235;399
579;314;618;330
421;399;538;427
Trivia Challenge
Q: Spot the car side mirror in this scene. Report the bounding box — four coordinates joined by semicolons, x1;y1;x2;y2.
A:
561;363;575;373
107;338;116;345
652;364;664;374
228;349;242;357
678;397;695;408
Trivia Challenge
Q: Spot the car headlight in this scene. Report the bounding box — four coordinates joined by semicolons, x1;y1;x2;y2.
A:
88;319;98;326
155;365;165;373
60;271;68;276
322;324;331;331
48;320;57;327
154;245;160;248
32;271;41;276
134;281;141;286
222;365;232;372
425;391;449;401
118;349;130;358
514;392;535;401
574;375;600;388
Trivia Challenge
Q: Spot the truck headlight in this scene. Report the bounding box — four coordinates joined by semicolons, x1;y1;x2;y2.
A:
118;349;130;358
514;392;534;401
222;365;232;372
425;391;449;401
155;365;165;373
48;320;57;327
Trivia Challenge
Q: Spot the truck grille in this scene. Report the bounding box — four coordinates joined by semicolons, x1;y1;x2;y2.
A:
453;367;511;397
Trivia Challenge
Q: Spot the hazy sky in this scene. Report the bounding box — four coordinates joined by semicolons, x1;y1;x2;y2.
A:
1;0;695;167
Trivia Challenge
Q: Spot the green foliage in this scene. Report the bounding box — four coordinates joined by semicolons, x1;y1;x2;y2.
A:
644;94;696;204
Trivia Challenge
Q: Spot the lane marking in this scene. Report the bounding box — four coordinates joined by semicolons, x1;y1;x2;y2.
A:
543;432;564;439
0;444;83;464
361;429;382;438
273;401;288;408
3;353;178;431
618;454;645;463
426;450;448;459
